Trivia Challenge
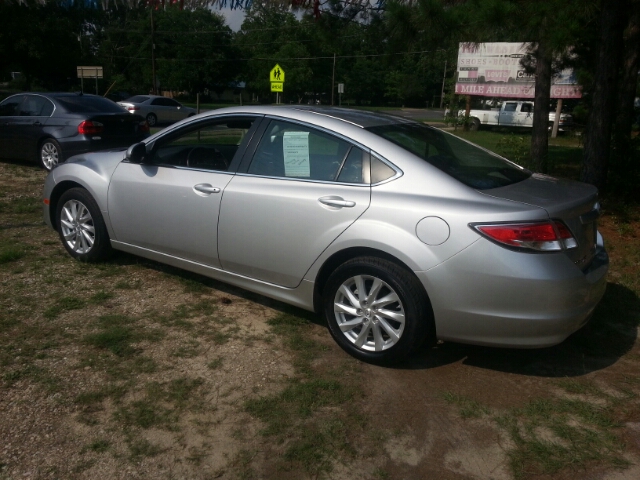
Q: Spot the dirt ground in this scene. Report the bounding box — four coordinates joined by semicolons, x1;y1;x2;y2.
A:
1;159;639;480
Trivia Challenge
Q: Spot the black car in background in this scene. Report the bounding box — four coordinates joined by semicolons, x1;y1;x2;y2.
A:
0;93;149;170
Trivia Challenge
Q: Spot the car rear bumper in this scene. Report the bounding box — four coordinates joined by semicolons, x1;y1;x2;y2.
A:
417;236;608;348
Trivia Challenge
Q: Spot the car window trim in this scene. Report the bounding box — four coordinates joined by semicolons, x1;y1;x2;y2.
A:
141;114;264;173
233;171;371;188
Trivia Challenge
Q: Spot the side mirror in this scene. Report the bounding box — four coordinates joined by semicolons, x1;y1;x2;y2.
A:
125;142;147;164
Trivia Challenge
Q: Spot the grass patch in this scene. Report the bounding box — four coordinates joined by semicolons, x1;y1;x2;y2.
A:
116;377;205;430
442;391;490;419
127;438;164;458
242;312;363;476
44;296;86;319
207;357;223;370
88;290;114;305
497;397;628;479
83;439;110;453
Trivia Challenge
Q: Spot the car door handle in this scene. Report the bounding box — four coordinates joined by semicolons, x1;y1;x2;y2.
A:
32;121;42;126
193;183;220;194
318;196;356;208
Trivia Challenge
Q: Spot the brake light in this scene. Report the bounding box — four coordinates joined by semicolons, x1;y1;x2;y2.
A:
78;120;104;135
139;120;150;134
473;221;577;252
127;106;140;112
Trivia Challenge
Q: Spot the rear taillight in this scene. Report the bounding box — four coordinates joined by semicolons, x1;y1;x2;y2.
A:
127;106;140;112
473;221;577;252
78;120;104;135
139;120;150;134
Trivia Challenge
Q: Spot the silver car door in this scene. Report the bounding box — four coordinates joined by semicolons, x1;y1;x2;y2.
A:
107;116;259;267
108;163;231;267
218;119;371;288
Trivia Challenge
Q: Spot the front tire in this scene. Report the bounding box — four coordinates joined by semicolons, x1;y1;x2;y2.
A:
56;188;112;262
323;257;432;363
39;138;61;171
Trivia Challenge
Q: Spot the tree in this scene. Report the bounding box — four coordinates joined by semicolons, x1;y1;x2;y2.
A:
580;0;626;189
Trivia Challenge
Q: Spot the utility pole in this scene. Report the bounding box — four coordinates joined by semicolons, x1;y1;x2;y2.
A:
331;53;336;106
439;59;447;109
151;7;157;95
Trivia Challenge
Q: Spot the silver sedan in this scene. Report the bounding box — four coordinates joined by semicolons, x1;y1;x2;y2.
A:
118;95;196;127
42;106;608;363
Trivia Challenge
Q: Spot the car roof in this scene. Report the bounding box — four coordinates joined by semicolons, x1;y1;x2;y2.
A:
285;106;414;128
201;105;416;129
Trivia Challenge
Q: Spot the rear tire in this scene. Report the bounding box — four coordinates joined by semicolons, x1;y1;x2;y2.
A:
469;118;481;131
39;138;61;171
56;188;112;262
146;113;157;127
323;256;432;364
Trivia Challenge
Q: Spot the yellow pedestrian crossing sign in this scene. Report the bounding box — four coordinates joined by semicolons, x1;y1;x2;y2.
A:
271;82;283;92
270;64;285;83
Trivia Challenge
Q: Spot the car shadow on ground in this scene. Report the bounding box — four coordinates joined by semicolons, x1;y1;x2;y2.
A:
402;282;639;377
109;253;637;378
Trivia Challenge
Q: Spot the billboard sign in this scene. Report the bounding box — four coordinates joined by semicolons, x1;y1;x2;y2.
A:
455;43;581;99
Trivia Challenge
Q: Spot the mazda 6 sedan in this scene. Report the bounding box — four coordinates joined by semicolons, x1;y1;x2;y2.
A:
0;93;149;170
42;106;608;363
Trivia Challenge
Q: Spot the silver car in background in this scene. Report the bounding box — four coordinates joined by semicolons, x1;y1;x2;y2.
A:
43;106;608;363
118;95;196;127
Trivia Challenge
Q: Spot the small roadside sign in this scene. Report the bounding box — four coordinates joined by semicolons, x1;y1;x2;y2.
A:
271;82;284;93
77;66;103;79
338;83;344;94
270;64;285;83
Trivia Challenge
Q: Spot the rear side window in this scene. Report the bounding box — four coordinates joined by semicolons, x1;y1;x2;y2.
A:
367;123;531;189
20;95;54;116
248;119;367;183
126;96;150;103
151;98;180;107
55;96;125;113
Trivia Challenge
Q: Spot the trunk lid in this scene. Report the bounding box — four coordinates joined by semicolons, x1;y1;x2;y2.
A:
481;173;600;269
89;113;146;138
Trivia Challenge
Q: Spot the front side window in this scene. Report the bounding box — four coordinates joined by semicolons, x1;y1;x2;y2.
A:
151;117;256;171
248;119;367;183
367;123;531;190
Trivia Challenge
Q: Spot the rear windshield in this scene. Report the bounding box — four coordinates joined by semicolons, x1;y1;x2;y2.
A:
125;96;150;103
366;123;531;190
54;96;126;114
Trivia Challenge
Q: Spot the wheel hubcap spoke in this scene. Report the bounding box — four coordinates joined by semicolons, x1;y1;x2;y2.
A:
333;273;405;353
60;199;95;254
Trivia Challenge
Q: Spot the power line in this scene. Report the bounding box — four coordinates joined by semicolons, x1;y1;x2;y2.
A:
108;49;434;62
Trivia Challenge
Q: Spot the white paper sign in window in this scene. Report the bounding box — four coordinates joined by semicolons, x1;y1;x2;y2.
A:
283;131;310;177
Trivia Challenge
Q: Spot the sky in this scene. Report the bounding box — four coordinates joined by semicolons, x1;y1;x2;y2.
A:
219;7;246;31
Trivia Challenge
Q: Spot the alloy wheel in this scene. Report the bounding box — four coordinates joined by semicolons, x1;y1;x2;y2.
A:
59;199;95;254
41;142;59;170
333;274;406;352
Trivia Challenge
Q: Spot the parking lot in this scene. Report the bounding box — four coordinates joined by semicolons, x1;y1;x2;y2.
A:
1;158;639;480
